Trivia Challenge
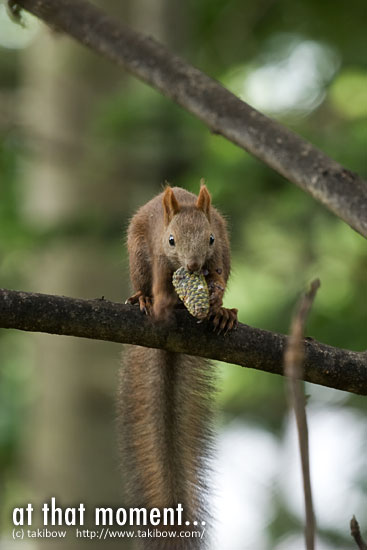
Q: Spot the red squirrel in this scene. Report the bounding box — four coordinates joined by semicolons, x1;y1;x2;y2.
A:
118;184;238;549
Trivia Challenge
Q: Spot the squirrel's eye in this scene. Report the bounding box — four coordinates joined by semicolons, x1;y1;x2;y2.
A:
209;234;215;245
169;235;175;247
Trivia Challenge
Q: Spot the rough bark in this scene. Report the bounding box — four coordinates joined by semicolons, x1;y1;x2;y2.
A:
14;0;367;237
1;288;366;395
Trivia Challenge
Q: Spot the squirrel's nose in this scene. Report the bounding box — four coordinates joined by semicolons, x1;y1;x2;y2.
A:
187;261;200;273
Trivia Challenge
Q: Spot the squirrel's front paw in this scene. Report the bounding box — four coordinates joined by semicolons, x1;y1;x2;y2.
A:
209;306;238;334
126;291;152;315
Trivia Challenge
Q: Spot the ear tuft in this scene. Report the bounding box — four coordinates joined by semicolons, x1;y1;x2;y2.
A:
196;181;211;221
162;186;180;225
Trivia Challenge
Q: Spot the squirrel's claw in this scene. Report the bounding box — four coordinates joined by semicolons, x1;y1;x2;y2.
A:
217;308;229;334
126;291;152;316
126;291;141;305
210;307;238;334
225;308;239;334
139;295;152;315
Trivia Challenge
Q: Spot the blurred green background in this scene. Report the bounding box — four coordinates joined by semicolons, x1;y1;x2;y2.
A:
0;0;366;549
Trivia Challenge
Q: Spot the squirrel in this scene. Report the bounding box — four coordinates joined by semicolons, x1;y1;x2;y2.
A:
118;183;238;549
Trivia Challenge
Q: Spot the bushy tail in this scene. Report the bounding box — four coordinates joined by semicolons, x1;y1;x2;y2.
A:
117;346;215;549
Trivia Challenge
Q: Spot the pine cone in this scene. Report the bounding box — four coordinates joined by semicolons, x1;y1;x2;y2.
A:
172;267;210;320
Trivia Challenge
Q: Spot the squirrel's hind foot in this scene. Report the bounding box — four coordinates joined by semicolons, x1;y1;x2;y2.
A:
126;291;153;315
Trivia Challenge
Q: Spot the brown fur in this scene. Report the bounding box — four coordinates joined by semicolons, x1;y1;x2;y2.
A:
118;185;237;549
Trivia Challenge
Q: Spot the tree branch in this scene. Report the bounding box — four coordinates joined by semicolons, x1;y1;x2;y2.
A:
1;288;366;395
15;0;367;237
284;280;320;550
351;516;367;550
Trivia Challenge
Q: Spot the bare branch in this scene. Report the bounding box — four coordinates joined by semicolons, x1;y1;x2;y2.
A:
351;516;367;550
1;288;366;395
15;0;367;237
284;279;320;550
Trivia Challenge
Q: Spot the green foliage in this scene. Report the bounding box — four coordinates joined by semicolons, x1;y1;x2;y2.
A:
330;68;367;119
0;332;35;471
0;137;31;280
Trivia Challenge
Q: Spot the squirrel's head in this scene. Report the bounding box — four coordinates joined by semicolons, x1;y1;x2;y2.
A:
162;183;216;272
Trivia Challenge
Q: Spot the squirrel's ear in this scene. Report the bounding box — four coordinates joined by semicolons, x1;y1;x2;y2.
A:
196;181;211;221
162;186;180;225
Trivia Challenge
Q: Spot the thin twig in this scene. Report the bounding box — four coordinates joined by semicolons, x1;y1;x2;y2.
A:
351;516;367;550
14;0;367;236
284;279;321;550
0;287;366;395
